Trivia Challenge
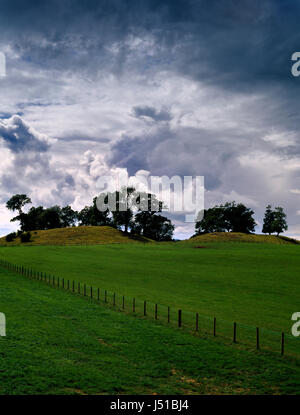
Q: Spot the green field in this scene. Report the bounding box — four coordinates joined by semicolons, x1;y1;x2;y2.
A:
1;241;298;335
1;229;299;394
0;267;299;395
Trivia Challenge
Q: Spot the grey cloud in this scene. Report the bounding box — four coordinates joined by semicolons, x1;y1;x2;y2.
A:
109;125;244;190
132;106;172;122
0;115;51;153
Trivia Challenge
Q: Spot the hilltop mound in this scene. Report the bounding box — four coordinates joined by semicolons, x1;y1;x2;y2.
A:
184;232;299;245
0;226;152;246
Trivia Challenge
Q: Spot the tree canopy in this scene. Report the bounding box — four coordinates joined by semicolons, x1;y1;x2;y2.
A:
6;194;32;214
195;202;256;234
262;205;288;236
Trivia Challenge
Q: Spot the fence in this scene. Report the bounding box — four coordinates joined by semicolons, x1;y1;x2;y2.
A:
0;257;299;358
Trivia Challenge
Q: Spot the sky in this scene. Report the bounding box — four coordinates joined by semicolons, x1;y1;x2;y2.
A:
0;0;300;239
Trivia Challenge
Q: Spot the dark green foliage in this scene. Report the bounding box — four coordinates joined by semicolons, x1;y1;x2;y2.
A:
262;205;288;236
17;206;45;231
40;206;62;230
6;194;31;215
20;231;31;243
195;201;256;234
8;201;78;232
130;190;174;241
195;206;227;233
223;202;256;233
60;205;78;227
272;206;288;236
78;197;111;227
262;205;274;235
110;187;136;234
134;211;174;241
5;232;17;242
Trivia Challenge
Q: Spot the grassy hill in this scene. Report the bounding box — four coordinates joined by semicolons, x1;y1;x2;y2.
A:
0;266;299;395
185;232;299;245
0;226;152;246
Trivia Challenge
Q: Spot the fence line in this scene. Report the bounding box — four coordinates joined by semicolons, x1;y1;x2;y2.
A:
0;257;298;358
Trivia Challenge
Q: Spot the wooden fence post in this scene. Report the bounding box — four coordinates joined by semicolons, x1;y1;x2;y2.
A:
178;310;182;327
73;281;75;292
97;288;100;301
84;284;86;296
144;301;147;316
233;322;237;343
113;293;116;306
196;313;199;331
122;296;125;309
281;332;285;356
91;286;93;298
78;282;80;294
155;304;158;320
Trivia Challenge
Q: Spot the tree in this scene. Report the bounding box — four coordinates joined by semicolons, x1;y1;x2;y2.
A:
272;206;288;236
134;212;174;241
262;205;274;235
131;191;164;235
40;206;62;230
6;194;31;215
262;205;288;236
60;205;78;227
16;206;45;231
110;187;136;234
195;206;227;234
223;202;256;233
195;201;256;235
78;197;111;227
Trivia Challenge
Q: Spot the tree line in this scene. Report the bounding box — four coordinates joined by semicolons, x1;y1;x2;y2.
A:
5;188;175;242
5;193;288;242
195;202;288;236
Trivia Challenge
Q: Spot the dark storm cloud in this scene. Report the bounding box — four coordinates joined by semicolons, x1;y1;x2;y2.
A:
1;0;298;87
3;0;300;141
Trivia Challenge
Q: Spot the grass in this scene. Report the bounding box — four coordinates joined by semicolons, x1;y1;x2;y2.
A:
0;226;152;246
0;240;299;339
0;267;299;395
